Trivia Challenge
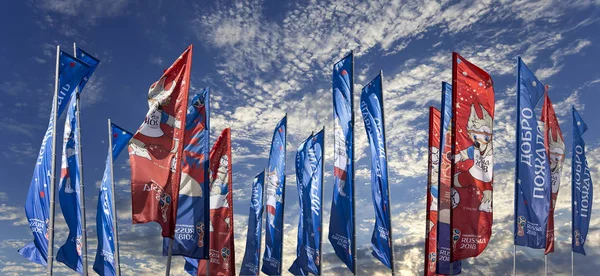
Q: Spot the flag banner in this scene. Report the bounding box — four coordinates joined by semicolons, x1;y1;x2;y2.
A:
129;45;192;238
329;53;355;273
425;107;441;276
436;82;462;274
184;256;198;276
450;52;495;261
360;74;393;269
162;88;210;258
198;128;235;275
572;107;592;255
19;51;91;266
514;58;551;249
240;172;266;276
93;123;133;276
262;116;287;275
75;47;100;92
541;91;565;254
290;130;325;276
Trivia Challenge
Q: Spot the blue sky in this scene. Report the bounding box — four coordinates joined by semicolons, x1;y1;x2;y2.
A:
0;0;599;275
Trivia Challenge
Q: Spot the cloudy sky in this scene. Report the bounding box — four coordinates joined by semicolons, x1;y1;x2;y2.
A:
1;0;599;275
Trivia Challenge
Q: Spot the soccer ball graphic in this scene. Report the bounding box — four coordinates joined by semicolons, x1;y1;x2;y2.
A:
451;188;460;209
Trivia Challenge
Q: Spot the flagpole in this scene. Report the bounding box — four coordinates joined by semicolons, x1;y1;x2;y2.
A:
513;245;516;276
571;251;574;276
260;168;267;276
544;254;547;276
107;119;121;276
320;126;325;276
513;57;521;276
280;113;288;275
47;45;60;276
350;51;357;276
165;238;174;276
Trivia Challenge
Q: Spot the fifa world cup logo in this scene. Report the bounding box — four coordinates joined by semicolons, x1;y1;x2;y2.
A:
452;229;461;250
315;249;320;266
575;230;581;246
45;219;50;240
428;253;436;270
76;236;83;256
517;216;526;237
196;222;205;247
221;247;231;270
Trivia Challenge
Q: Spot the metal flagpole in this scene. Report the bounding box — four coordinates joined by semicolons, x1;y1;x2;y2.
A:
379;71;395;276
320;127;325;276
165;238;174;276
260;167;267;275
280;113;288;275
513;57;521;276
571;251;574;276
73;42;90;276
107;119;121;276
545;254;548;276
47;45;61;276
350;51;357;276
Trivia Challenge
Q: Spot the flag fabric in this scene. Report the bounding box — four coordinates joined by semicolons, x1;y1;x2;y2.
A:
289;130;325;276
436;82;462;274
450;52;495;261
262;116;287;275
198;128;235;275
329;53;355;273
514;58;551;249
75;47;100;91
572;107;592;255
93;123;133;276
128;45;192;238
240;172;266;276
425;107;441;276
360;73;393;269
162;88;210;259
19;51;91;266
541;91;565;254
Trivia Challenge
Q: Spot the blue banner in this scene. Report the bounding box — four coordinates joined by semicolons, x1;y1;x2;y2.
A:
514;58;551;249
240;172;266;276
290;130;324;276
360;74;393;269
329;53;355;273
162;88;210;259
93;123;133;276
262;116;287;275
75;47;100;92
19;51;91;267
572;107;592;255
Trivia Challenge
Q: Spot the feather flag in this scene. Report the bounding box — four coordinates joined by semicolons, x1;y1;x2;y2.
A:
425;107;441;276
572;107;593;255
240;172;266;276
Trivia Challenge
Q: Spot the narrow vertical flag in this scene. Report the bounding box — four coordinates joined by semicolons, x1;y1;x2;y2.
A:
329;53;355;273
162;88;210;259
289;130;324;276
128;45;192;238
19;51;91;266
93;123;133;276
541;91;565;254
240;172;266;276
262;116;287;275
75;47;101;92
572;107;592;255
198;128;235;275
425;107;441;276
360;73;393;269
514;57;551;249
450;52;495;261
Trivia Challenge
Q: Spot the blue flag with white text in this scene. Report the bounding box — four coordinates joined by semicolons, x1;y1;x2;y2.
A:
93;123;133;276
360;74;393;269
572;107;593;255
514;58;551;249
240;172;266;276
19;51;91;267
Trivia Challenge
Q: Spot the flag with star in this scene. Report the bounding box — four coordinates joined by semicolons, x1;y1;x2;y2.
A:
572;107;593;255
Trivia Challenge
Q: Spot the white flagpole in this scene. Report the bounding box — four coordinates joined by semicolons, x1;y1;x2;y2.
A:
47;45;61;276
350;52;357;276
107;119;121;276
545;254;548;276
513;245;516;276
571;251;574;276
379;71;395;276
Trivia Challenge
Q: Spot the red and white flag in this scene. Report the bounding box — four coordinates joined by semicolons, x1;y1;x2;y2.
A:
128;45;192;238
425;107;441;276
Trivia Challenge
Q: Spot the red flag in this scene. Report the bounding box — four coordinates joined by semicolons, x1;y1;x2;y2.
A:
128;45;193;238
425;107;441;276
541;88;565;254
450;52;495;261
198;128;235;276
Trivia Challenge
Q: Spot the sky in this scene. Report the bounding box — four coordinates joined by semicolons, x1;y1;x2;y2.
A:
0;0;599;275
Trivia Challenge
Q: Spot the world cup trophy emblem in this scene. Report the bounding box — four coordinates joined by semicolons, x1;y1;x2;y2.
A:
315;249;320;266
517;216;526;237
45;219;50;240
76;235;83;256
196;222;204;247
575;230;581;246
428;252;436;270
221;247;230;270
452;228;461;250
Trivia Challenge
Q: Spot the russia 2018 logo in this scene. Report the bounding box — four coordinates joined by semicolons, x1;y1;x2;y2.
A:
196;222;205;247
517;216;526;237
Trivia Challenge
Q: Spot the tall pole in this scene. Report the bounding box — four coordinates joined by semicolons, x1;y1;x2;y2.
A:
260;168;267;276
47;45;60;276
280;113;288;275
571;251;574;276
379;71;395;276
350;51;357;276
513;57;521;276
165;238;174;276
107;119;121;276
73;42;89;276
513;245;516;276
320;127;325;276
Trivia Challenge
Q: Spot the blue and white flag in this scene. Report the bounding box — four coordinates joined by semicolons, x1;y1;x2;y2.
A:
360;74;393;269
290;130;324;276
19;51;91;267
240;172;266;276
572;107;593;255
514;58;551;249
75;47;100;92
262;116;287;275
93;123;133;276
329;53;355;273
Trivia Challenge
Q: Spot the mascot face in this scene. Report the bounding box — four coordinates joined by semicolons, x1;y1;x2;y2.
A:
467;104;493;155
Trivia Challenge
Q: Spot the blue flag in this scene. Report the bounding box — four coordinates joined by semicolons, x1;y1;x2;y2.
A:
329;53;355;273
360;74;393;269
289;130;324;276
262;116;287;275
75;47;100;92
240;172;266;276
19;51;91;267
183;256;198;275
93;123;133;276
572;107;592;255
162;88;210;259
436;82;461;274
514;58;551;249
